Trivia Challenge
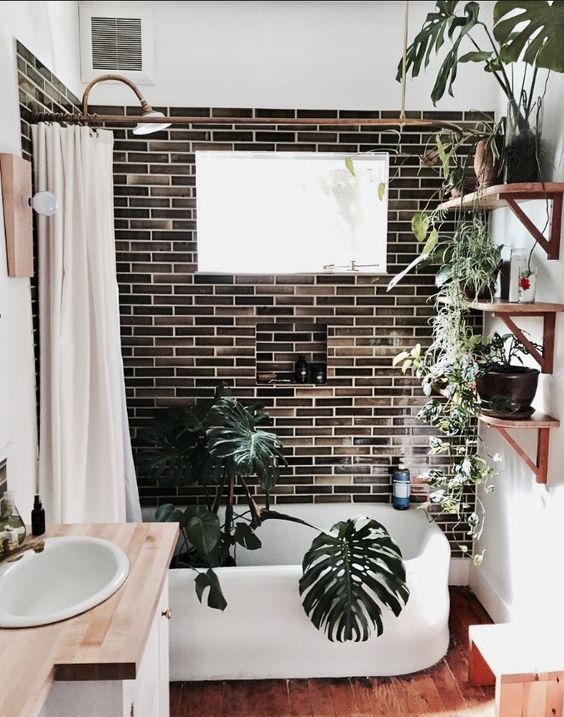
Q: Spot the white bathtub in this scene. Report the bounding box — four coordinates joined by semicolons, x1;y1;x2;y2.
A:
169;503;450;680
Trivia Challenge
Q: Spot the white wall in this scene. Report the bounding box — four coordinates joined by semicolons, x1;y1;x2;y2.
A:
470;71;564;629
84;0;499;111
0;1;80;515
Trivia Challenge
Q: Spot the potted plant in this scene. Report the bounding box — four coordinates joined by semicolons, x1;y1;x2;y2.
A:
138;389;409;642
437;214;503;300
422;121;504;193
474;332;541;418
400;1;564;183
388;211;501;300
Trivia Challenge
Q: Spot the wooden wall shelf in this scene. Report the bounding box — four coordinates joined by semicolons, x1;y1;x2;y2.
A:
471;301;564;374
438;182;564;260
479;412;560;484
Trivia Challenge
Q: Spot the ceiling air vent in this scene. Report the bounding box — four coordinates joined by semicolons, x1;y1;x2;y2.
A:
91;17;143;72
79;4;155;84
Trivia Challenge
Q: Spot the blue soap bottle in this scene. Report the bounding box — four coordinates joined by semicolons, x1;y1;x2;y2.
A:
392;459;411;510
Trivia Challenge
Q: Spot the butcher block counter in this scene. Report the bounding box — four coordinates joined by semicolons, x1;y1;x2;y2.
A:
0;522;178;717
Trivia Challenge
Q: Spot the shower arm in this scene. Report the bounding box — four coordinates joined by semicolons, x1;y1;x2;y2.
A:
81;73;154;116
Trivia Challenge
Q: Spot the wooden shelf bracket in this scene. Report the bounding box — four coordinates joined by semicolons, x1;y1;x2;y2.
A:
494;312;555;373
437;182;564;261
505;192;562;260
493;424;550;484
479;413;560;484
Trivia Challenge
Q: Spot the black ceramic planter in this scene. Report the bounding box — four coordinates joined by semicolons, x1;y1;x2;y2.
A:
477;366;540;419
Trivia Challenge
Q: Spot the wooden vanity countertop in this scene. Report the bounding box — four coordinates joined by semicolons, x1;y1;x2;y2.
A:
0;522;178;717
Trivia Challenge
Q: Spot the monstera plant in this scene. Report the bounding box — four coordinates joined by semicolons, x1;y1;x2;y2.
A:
139;389;409;642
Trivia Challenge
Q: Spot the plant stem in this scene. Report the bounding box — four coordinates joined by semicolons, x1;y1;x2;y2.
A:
224;477;235;544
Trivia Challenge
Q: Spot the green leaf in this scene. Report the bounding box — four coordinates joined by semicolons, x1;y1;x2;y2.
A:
377;182;386;201
299;517;409;642
459;50;493;63
398;0;482;104
155;503;176;522
386;252;428;292
194;569;227;611
186;509;221;557
435;263;454;288
392;350;411;367
423;228;439;255
345;156;355;176
207;398;286;491
234;522;262;550
411;212;430;242
494;1;564;73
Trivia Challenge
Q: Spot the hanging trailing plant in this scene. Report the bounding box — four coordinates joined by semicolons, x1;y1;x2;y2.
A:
393;275;497;563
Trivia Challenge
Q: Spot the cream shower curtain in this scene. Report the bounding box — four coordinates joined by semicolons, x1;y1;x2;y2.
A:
32;123;141;523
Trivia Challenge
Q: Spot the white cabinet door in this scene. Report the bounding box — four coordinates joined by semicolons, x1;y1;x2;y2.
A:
130;577;170;717
38;578;171;717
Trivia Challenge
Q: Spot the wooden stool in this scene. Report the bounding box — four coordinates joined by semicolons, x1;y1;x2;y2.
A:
469;623;564;717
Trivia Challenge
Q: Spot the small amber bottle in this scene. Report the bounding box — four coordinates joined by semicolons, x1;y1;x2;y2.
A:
31;494;46;536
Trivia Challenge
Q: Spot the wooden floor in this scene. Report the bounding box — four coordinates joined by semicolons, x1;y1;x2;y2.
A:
170;588;495;716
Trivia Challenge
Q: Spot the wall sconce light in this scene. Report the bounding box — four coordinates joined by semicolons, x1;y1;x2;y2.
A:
27;191;58;216
0;154;57;277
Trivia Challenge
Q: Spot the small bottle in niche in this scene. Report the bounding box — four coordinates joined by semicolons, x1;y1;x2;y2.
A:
313;363;327;384
392;459;411;510
31;494;46;536
294;355;309;384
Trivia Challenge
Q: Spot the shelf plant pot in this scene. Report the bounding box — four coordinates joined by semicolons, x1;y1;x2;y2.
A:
474;138;499;189
503;107;540;184
477;366;540;419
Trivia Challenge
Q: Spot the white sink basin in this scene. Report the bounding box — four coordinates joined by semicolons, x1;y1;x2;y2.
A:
0;536;130;628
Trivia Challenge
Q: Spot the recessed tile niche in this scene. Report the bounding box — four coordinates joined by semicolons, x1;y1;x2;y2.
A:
256;321;328;384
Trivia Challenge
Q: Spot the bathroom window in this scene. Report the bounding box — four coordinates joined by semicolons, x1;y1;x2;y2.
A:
196;151;388;274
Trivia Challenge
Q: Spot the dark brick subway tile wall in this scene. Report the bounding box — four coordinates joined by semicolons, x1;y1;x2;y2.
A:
17;43;486;555
104;105;486;556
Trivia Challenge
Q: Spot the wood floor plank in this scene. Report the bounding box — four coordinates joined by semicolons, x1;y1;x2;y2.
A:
169;682;183;716
328;678;359;716
288;679;313;717
197;680;224;716
251;679;291;716
223;680;251;717
405;673;450;716
349;677;375;716
170;588;496;717
308;677;337;717
370;676;407;716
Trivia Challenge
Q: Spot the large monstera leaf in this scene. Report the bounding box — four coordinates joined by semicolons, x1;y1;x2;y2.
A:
299;517;409;643
138;404;217;486
207;398;286;490
398;1;483;105
494;1;564;73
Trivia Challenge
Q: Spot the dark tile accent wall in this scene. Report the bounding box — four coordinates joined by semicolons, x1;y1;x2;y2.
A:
256;321;328;383
16;41;486;555
101;105;487;556
16;41;81;406
0;460;6;503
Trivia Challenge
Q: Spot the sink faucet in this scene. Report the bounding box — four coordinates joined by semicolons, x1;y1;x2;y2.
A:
0;538;45;564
